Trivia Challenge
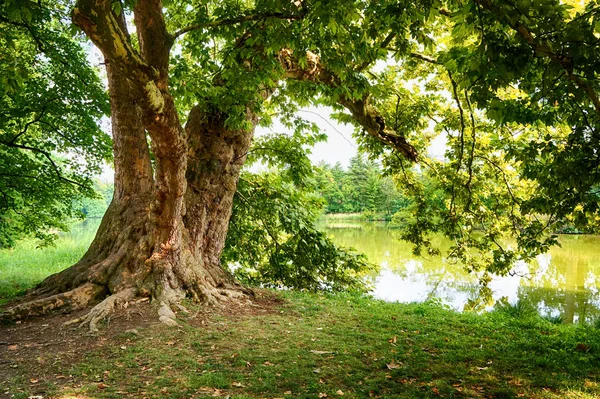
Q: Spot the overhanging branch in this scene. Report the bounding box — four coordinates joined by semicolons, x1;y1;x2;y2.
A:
0;140;88;189
474;0;600;116
278;49;418;161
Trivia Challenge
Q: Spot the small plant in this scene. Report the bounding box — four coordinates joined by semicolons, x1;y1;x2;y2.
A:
542;314;564;325
493;299;537;319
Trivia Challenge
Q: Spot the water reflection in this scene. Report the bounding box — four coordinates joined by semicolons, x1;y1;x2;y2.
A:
320;221;600;324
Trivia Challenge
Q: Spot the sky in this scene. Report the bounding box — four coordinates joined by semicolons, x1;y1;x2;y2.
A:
255;106;358;168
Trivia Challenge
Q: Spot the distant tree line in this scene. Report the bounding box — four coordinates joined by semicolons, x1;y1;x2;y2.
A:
76;180;113;219
314;155;410;219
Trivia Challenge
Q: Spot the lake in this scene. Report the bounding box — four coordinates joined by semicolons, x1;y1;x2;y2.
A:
319;220;600;324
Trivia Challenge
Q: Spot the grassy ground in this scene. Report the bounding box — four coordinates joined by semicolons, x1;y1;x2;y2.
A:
2;291;600;399
0;220;100;306
2;221;600;398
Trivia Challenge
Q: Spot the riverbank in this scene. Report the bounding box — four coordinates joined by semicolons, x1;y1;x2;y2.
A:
322;212;392;222
2;290;599;398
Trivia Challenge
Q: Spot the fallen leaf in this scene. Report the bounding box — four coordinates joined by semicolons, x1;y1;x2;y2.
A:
576;343;590;352
310;350;333;355
263;361;274;366
313;368;321;373
97;383;108;389
284;391;292;395
166;341;175;346
318;393;328;398
388;336;397;344
432;387;440;396
336;390;344;396
232;382;244;387
476;367;489;371
30;378;39;384
7;345;17;351
386;360;402;369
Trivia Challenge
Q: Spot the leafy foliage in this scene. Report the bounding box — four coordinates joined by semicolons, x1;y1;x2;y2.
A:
225;132;374;292
226;171;373;292
0;0;110;247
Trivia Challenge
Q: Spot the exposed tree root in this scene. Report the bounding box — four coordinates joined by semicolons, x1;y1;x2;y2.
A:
157;301;179;326
0;283;105;322
63;288;137;332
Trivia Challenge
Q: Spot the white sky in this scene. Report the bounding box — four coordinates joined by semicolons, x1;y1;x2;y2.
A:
255;106;358;168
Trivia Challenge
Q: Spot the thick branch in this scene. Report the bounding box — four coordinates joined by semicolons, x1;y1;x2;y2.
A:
72;0;164;116
279;49;418;161
134;0;171;85
474;0;600;115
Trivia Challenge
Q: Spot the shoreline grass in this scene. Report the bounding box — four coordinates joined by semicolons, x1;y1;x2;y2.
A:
0;219;100;305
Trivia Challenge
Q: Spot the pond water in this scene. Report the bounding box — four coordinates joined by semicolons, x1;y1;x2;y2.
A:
319;221;600;324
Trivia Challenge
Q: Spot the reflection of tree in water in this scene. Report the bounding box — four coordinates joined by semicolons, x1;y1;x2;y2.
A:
518;239;600;324
322;222;485;308
322;222;600;322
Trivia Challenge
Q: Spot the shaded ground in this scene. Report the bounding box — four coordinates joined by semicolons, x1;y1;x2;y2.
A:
2;290;600;399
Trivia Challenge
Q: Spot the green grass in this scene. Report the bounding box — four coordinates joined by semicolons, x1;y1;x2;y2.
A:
0;219;100;305
322;213;366;221
4;291;600;399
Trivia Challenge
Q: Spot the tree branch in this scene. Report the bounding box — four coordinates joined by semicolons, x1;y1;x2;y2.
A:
278;49;418;161
355;32;397;72
409;52;439;64
0;141;88;189
72;0;164;117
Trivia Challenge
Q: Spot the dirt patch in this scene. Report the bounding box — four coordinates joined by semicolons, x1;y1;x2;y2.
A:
0;289;284;398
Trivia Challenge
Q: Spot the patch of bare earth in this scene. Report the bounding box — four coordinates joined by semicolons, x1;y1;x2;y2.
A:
0;289;284;398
